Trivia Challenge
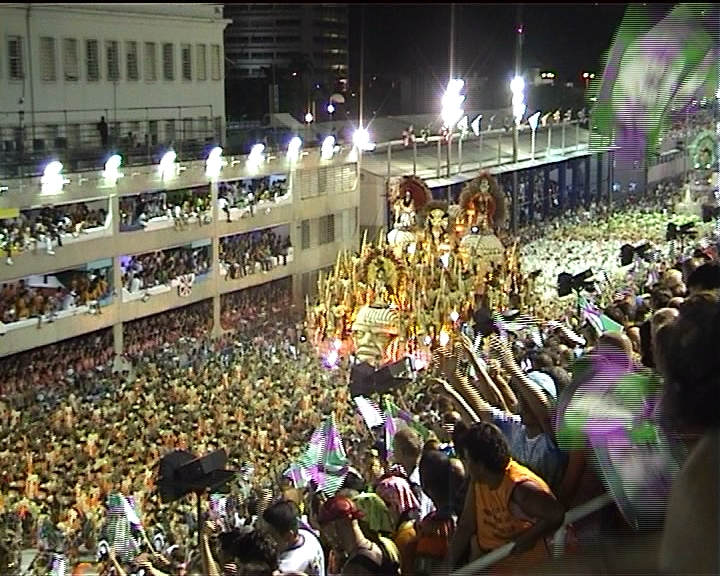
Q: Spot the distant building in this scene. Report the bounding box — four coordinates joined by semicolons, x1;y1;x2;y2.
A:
0;3;229;173
223;4;348;86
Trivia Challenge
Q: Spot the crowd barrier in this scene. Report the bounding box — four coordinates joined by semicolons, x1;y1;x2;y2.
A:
451;492;615;575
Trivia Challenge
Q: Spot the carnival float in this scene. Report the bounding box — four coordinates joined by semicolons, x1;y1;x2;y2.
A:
306;171;530;373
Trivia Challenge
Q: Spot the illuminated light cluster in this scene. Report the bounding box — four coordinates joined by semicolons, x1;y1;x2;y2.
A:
353;128;375;151
40;161;69;194
205;147;225;179
248;143;265;169
287;136;303;161
510;76;526;125
540;71;556;80
441;78;466;130
102;154;123;185
321;135;336;160
158;150;177;181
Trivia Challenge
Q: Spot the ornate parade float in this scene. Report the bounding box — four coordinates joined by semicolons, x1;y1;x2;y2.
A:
306;171;523;378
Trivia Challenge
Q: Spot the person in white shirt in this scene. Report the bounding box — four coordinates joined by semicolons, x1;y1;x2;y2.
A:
261;500;326;576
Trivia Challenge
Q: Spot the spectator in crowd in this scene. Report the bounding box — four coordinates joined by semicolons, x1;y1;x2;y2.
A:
221;229;291;279
122;246;211;293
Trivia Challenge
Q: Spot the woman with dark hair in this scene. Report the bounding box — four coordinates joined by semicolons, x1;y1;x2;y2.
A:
448;422;565;574
654;294;720;574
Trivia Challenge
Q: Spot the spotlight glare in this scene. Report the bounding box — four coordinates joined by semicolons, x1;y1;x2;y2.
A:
103;154;123;184
158;150;177;180
321;135;336;160
287;136;302;161
205;146;224;178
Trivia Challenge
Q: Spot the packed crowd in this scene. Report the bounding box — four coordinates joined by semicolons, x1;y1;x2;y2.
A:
119;188;212;232
121;246;212;293
220;229;292;279
1;203;108;265
218;176;290;217
0;173;717;575
0;271;110;325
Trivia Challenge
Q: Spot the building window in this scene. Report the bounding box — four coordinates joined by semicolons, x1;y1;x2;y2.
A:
39;37;57;81
300;219;311;250
62;38;79;81
165;119;176;143
210;44;221;80
86;39;99;81
181;43;192;81
162;43;174;81
144;42;157;81
196;44;207;81
125;41;139;81
106;40;120;81
7;36;24;80
318;214;335;245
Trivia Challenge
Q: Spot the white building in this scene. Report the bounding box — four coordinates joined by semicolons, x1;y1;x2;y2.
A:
0;3;230;171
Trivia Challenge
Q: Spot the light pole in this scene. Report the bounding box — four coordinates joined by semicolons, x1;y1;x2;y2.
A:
441;78;465;179
510;75;526;234
582;72;595;92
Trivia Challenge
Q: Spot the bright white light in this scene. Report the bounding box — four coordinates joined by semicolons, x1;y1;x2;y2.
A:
321;135;336;160
248;143;265;167
158;150;177;180
441;78;466;129
439;253;450;268
423;335;433;346
304;112;314;123
413;357;427;371
510;76;526;124
439;330;451;347
352;128;375;151
41;160;68;193
102;154;123;184
510;76;525;94
450;310;459;322
205;147;224;178
333;338;342;350
287;136;302;161
407;242;417;255
528;111;541;131
327;103;336;114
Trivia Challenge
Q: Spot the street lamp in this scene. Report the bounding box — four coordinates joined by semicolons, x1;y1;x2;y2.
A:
582;72;595;91
441;78;465;178
510;75;526;235
304;112;314;143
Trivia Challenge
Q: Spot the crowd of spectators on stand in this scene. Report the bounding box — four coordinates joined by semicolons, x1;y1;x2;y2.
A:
122;300;213;361
218;175;289;219
0;272;110;325
1;203;108;265
220;278;295;331
119;187;212;231
0;171;719;575
0;328;114;412
121;245;211;293
220;229;292;279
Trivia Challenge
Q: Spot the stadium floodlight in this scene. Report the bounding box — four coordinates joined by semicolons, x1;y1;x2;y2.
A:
41;160;69;194
102;154;123;184
352;128;375;151
205;147;224;179
510;76;526;125
287;136;302;161
327;103;336;115
321;135;336;160
441;78;465;130
304;112;314;124
248;143;265;168
158;150;177;181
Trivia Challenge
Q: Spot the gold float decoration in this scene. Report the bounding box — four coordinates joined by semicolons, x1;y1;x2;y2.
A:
307;171;520;371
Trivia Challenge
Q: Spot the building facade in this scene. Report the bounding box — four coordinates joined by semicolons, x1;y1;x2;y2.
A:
223;4;348;83
0;146;360;358
0;3;229;177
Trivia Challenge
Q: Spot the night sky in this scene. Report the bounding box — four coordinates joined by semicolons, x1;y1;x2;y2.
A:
349;3;677;85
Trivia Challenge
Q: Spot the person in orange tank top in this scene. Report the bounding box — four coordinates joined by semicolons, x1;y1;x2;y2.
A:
448;421;566;575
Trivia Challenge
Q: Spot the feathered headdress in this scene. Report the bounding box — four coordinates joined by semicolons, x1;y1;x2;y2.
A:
388;175;432;213
457;171;506;230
